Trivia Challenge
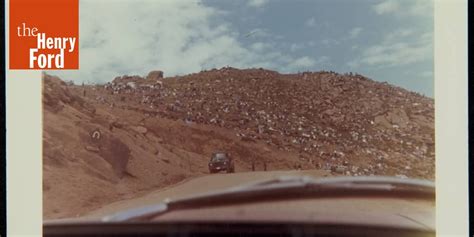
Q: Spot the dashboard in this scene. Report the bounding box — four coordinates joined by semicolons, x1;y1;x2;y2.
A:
44;222;435;237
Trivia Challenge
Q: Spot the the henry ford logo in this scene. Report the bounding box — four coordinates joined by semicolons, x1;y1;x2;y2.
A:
16;23;77;69
9;0;79;70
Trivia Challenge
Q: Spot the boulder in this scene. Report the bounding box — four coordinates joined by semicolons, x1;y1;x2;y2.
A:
84;145;100;153
331;165;347;174
146;70;164;80
130;125;148;134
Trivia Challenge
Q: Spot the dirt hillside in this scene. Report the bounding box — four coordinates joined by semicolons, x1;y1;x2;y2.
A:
43;68;434;219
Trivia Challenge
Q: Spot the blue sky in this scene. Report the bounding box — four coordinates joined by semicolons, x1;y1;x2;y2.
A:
53;0;433;96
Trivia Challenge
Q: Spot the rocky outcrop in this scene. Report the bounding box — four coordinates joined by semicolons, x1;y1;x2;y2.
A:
146;70;164;80
90;67;434;179
42;73;93;114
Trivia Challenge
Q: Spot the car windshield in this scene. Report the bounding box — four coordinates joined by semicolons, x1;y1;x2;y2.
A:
42;0;435;234
212;153;227;161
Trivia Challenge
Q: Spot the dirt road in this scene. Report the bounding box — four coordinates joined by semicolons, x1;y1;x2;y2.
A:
81;169;333;219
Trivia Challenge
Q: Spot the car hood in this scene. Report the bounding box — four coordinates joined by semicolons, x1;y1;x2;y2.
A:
44;172;435;231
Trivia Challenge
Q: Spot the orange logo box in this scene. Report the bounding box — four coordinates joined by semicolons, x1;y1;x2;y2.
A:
9;0;79;69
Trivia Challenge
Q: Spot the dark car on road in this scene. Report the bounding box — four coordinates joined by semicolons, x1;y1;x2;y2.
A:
209;152;235;173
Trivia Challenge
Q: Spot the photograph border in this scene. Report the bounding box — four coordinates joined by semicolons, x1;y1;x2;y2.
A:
4;0;469;236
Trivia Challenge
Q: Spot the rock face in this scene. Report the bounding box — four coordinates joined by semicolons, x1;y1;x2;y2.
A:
98;137;131;177
89;67;435;179
42;74;90;114
146;70;164;80
112;75;144;83
130;125;148;135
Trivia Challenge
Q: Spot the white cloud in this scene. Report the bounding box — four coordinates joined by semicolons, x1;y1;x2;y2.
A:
289;41;316;52
243;28;271;38
250;42;272;51
347;28;432;68
51;0;318;83
315;56;330;65
321;38;340;46
373;0;399;15
386;28;414;40
247;0;269;8
359;1;433;70
289;43;304;52
284;56;329;72
349;27;363;39
347;60;359;68
373;0;433;17
288;56;315;69
408;0;433;17
305;17;316;27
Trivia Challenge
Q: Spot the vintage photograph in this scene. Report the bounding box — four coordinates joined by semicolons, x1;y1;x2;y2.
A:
43;0;435;236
